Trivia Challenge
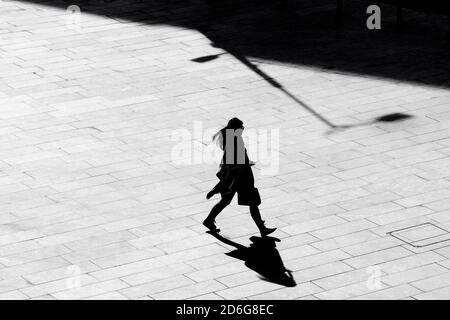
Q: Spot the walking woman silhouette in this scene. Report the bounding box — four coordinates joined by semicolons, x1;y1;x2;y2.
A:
203;118;276;236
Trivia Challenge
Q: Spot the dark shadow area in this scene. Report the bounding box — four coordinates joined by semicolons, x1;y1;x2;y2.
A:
207;231;296;287
14;0;450;89
359;0;450;15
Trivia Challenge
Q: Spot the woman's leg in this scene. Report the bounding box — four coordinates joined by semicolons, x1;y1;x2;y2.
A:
249;205;263;225
206;181;222;199
204;192;234;231
250;205;276;236
207;195;232;221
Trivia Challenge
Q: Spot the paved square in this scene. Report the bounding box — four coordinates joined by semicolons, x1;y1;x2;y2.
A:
1;0;450;300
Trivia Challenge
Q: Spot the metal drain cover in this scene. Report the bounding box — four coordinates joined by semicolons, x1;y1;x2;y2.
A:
388;222;450;248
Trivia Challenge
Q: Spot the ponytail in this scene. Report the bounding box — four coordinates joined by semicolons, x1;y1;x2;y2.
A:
212;128;224;142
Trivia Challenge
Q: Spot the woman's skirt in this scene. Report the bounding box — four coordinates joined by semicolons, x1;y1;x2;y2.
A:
215;165;261;206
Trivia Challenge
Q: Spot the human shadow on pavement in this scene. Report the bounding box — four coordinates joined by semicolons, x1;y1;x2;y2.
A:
207;231;296;287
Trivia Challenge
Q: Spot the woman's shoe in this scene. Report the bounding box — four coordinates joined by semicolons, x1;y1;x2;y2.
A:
206;190;216;200
203;219;220;233
260;226;277;237
258;220;277;237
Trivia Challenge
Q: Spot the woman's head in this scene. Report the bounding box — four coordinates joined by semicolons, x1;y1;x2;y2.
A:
213;117;244;142
226;117;244;131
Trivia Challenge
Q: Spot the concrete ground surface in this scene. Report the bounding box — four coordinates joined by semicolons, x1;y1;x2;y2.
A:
1;0;450;299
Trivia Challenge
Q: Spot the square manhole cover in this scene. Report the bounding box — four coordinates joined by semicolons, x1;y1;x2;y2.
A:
388;222;450;248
